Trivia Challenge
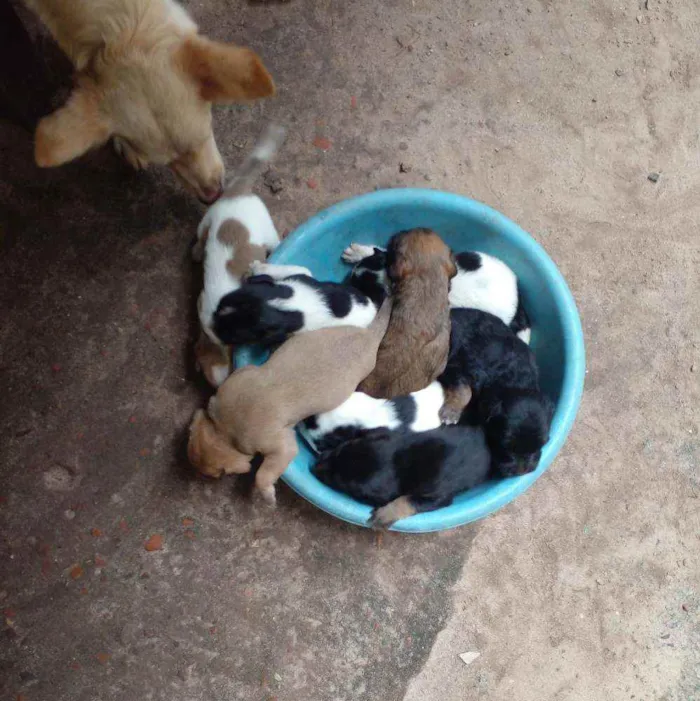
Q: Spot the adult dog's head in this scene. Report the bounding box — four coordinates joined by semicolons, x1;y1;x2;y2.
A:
35;23;274;202
479;389;554;477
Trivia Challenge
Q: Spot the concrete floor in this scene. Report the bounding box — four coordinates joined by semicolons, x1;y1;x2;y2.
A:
1;0;699;699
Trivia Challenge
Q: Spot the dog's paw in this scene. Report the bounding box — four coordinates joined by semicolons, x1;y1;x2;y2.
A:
342;243;375;264
439;404;463;425
368;506;394;530
248;259;267;277
255;484;277;507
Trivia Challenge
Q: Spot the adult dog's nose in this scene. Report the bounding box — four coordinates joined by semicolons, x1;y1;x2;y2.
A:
199;185;223;204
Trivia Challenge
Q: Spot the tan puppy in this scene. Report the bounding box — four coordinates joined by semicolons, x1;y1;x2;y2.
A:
25;0;274;202
187;299;393;504
358;228;457;398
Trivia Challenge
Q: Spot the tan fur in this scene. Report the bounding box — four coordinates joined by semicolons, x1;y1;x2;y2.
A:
194;331;231;389
370;496;417;529
213;220;268;279
187;299;394;503
439;385;473;424
359;228;457;398
187;409;251;478
26;0;274;201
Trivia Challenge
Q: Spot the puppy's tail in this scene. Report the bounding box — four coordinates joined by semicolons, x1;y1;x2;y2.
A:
222;123;287;197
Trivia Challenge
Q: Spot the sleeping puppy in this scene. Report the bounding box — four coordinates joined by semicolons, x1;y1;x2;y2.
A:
187;298;393;505
312;425;490;528
438;308;554;476
212;262;377;347
192;125;285;387
358;229;457;398
342;244;531;342
301;380;451;453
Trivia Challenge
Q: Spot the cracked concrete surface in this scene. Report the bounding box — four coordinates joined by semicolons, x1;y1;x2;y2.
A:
1;0;699;700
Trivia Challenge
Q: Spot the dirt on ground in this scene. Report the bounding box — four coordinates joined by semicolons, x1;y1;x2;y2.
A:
0;1;698;700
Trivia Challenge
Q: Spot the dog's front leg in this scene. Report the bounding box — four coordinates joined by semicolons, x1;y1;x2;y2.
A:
438;384;473;425
369;496;417;529
248;261;312;279
254;429;298;506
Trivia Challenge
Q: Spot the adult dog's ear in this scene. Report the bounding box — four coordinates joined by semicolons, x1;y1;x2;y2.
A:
35;83;112;167
178;36;275;102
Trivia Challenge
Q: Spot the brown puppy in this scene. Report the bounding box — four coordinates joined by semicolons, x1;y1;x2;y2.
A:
358;228;457;398
25;0;274;202
188;299;393;504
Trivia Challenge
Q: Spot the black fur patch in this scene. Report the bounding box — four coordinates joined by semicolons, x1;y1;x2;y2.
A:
348;271;386;307
509;289;531;336
302;415;319;430
214;278;303;346
455;251;482;272
312;425;378;454
362;248;387;271
390;395;417;427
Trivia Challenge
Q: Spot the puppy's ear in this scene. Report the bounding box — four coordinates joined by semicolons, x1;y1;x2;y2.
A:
178;37;275;102
35;83;112;167
386;237;411;281
445;251;458;279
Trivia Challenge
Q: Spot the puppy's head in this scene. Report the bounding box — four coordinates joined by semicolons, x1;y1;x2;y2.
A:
480;390;554;477
35;33;274;202
385;228;457;284
214;280;303;346
187;409;248;478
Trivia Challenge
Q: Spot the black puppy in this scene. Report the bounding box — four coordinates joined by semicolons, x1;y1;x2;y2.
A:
213;273;377;347
439;308;554;477
313;425;491;528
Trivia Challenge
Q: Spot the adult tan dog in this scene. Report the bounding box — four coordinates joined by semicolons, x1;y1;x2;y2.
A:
358;228;457;398
187;298;393;505
24;0;275;202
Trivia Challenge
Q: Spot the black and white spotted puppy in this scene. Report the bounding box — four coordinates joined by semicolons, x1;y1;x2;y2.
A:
212;261;378;347
301;381;446;453
342;243;531;343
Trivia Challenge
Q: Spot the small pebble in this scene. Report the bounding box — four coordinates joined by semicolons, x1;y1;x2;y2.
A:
64;509;76;520
459;651;481;665
647;172;660;183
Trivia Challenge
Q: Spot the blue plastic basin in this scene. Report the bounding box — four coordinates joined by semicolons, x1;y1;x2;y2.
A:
236;189;585;532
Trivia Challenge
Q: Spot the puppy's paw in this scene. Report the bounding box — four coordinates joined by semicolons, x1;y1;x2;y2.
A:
255;484;277;507
439;404;463;425
342;243;375;264
248;259;267;277
368;506;394;530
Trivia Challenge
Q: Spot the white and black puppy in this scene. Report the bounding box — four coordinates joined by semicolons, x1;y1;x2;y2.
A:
212;261;378;347
301;381;448;453
342;243;531;343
